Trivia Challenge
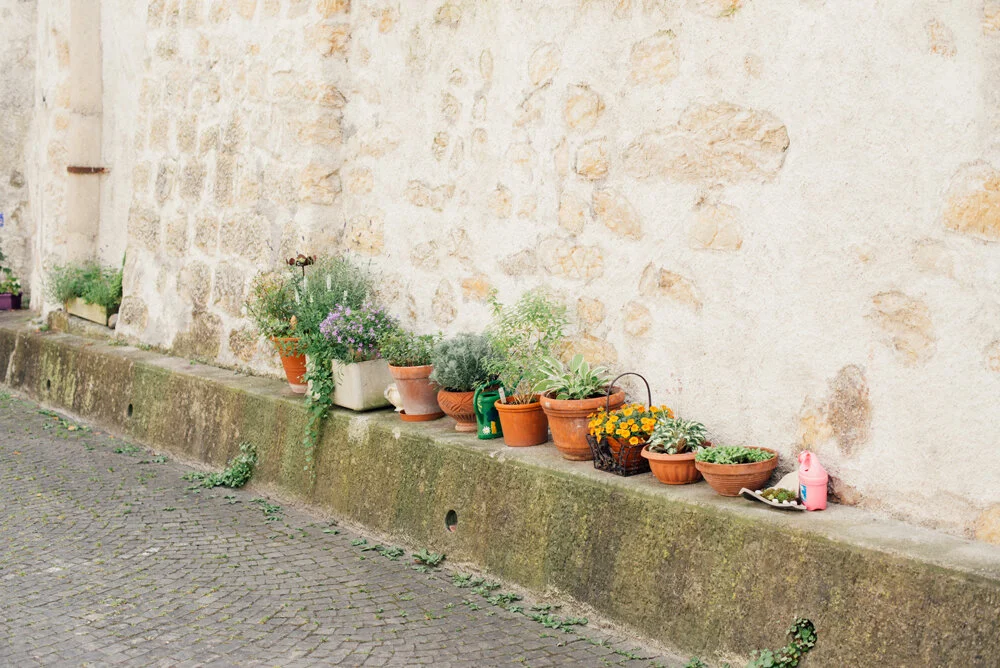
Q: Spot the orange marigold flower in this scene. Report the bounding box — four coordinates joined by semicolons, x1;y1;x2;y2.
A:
629;436;640;445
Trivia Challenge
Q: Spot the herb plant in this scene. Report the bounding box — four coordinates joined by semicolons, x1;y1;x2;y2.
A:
429;333;494;392
245;270;299;339
318;300;398;363
0;268;21;296
695;445;775;465
533;354;610;401
486;289;568;404
647;418;709;455
48;262;123;313
378;328;439;367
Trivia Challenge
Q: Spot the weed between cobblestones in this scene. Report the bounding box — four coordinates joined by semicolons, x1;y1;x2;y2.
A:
182;442;257;489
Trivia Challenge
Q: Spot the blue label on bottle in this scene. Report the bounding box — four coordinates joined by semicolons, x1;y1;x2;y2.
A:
800;484;807;501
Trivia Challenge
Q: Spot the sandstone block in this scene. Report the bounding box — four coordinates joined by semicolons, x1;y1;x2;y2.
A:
194;215;220;253
869;291;936;365
689;203;743;250
228;327;259;363
629;31;680;84
565;85;604;132
984;1;1000;33
307;21;350;56
575;140;609;180
529;43;560;86
515;85;549;127
346;212;385;255
178;260;211;309
345;167;373;194
489;185;513;218
986;340;1000;372
558;192;589;234
539;237;604;281
975;506;1000;545
299;164;342;204
410;241;439;270
926;19;957;56
593;188;641;239
480;50;493;82
561;334;617;366
577;297;605;329
941;161;1000;241
623;300;652;337
435;2;462;26
173;312;222;360
212;262;247;316
180;161;207;201
461;275;492;302
912;239;954;277
432;280;457;326
129;205;161;251
378;7;399;32
406;180;455;211
441;93;461;124
318;0;350;16
164;218;190;257
499;249;538;276
118;297;150;332
638;263;701;310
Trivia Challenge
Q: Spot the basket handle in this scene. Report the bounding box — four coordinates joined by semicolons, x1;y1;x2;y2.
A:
606;372;652;412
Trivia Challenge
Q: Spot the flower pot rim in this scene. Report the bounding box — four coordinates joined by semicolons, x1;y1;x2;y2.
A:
438;388;475;397
495;398;544;412
694;447;778;474
388;363;434;372
641;446;697;462
541;387;624;412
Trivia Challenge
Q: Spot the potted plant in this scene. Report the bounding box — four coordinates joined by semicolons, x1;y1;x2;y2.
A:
430;333;495;432
0;244;22;311
642;417;709;485
695;445;778;496
319;300;398;411
246;269;306;393
486;290;568;447
535;354;624;460
379;328;443;421
48;262;123;327
588;402;675;472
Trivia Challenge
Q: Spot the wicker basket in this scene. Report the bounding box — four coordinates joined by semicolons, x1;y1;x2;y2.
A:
587;373;654;477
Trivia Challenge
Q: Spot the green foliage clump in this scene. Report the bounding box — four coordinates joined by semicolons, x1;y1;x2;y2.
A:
533;353;610;401
647;418;709;455
486;289;568;403
295;255;376;338
695;445;775;465
182;442;257;488
429;333;494;391
245;270;299;339
0;243;21;296
48;263;123;313
760;488;798;503
686;618;816;668
378;328;439;367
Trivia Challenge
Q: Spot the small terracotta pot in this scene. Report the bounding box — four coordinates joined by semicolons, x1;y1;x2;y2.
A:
271;337;308;394
695;447;778;496
541;388;625;461
495;398;549;447
437;389;477;432
388;364;443;420
641;447;702;485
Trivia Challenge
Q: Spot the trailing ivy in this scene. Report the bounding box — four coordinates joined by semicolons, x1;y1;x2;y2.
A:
182;441;258;488
685;618;817;668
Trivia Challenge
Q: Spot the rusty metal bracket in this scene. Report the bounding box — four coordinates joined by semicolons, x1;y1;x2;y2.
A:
66;166;108;174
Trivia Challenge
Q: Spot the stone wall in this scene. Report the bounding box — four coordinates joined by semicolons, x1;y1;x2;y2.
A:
10;0;1000;540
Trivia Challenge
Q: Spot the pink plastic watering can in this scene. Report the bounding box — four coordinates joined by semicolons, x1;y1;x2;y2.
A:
798;451;828;511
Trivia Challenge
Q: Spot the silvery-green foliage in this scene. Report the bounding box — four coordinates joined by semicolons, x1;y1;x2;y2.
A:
429;333;495;392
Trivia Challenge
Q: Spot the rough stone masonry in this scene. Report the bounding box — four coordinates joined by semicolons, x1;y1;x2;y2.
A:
2;0;1000;542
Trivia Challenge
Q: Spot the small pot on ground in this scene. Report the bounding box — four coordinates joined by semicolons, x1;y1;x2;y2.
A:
388;364;444;421
437;389;477;432
641;447;702;485
495;397;549;447
0;293;22;311
695;447;778;496
331;358;394;411
271;336;308;394
542;388;625;460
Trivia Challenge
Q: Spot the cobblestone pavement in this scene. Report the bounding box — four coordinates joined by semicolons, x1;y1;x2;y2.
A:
0;391;686;667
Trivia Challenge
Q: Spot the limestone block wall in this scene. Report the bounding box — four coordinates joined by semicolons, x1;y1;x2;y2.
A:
9;0;1000;540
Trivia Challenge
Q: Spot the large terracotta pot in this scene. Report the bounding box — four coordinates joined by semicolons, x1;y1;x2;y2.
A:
271;337;307;394
695;447;778;496
388;364;444;421
641;447;702;485
437;389;476;432
540;387;625;461
495;398;549;447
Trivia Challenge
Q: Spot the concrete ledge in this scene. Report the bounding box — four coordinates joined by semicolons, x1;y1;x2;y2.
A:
2;313;999;665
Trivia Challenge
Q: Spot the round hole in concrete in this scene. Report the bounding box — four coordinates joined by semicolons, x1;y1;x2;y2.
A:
445;509;458;532
126;403;134;419
46;379;51;391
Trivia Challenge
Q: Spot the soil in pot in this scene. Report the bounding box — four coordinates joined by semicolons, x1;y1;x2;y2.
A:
437;389;477;432
495;398;549;447
541;388;625;461
388;364;443;419
271;337;308;394
695;447;778;496
641;447;702;485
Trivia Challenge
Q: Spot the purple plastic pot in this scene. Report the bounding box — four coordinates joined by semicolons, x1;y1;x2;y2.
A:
0;293;22;311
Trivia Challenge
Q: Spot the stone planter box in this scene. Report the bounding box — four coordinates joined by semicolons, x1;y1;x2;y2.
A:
332;358;394;411
66;298;112;327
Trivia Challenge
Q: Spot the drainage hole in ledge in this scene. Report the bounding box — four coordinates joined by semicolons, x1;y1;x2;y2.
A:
46;379;51;391
126;403;134;418
445;509;458;533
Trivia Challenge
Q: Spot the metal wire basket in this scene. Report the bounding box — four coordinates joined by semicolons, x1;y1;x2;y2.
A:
587;372;653;477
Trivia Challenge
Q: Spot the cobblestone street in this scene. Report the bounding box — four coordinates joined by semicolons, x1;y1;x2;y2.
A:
0;391;683;667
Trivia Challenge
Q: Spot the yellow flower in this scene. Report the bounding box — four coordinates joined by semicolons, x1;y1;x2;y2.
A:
608;415;618;423
605;424;615;434
622;407;634;417
629;436;640;446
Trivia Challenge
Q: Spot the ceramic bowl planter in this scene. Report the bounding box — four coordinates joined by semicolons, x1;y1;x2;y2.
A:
66;298;113;326
388;364;444;421
542;388;625;460
495;398;549;447
331;358;394;411
0;293;22;311
271;337;308;394
641;448;702;485
437;389;477;432
695;447;778;496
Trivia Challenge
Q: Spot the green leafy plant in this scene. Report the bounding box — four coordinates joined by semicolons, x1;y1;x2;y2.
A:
48;262;123;313
378;328;439;367
413;549;446;567
696;446;775;465
0;243;20;296
429;333;494;391
245;270;299;339
647;417;709;455
760;488;798;503
486;289;568;404
532;354;609;401
182;441;258;488
747;618;817;668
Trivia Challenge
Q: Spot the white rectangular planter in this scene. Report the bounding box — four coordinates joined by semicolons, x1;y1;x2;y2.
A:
66;298;111;327
331;358;394;411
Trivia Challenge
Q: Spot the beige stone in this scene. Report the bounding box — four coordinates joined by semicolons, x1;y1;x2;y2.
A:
432;280;457;326
434;2;462;26
410;241;439;270
985;340;1000;372
299;164;341;204
132;162;152;197
445;228;474;266
433;132;450;161
560;334;618;366
629;31;680;84
178;260;211;309
318;0;350;16
499;249;538;276
228;328;259;363
180;162;206;202
623;300;652;337
575;140;609;180
173;312;222;359
306;22;351;56
471;128;489;162
985;1;1000;33
558;192;589;234
154;161;176;203
237;0;257;19
129;205;161;251
461;274;493;302
912;239;954;277
164;218;190;257
926;19;957;57
176;115;198;153
538;237;604;281
149;114;170;151
554;138;569;177
577;297;605;328
118;297;150;332
473;95;487;121
479;49;493;82
346;212;385;255
441;93;461;124
941;162;1000;241
515;85;549;127
212;262;247;316
377;7;398;33
345;167;373;194
293;113;342;146
489;185;513;218
690;0;742;18
975;506;1000;545
507;141;536;170
593;188;641;239
220;215;270;264
529;43;560;86
688;203;743;250
638;263;702;310
214;155;235;206
869;291;936;365
194;216;219;253
406;180;455;211
828;365;872;456
623;102;790;184
565;85;604;133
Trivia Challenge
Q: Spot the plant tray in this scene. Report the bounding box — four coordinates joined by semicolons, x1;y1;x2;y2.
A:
66;298;110;327
588;434;650;477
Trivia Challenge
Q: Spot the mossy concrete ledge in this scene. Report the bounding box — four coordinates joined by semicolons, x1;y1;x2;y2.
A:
2;315;999;666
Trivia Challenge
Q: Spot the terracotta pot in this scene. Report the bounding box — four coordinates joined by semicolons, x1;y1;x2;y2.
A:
641;447;702;485
495;398;549;447
388;364;443;420
271;337;308;394
695;447;778;496
437;389;477;432
540;388;625;461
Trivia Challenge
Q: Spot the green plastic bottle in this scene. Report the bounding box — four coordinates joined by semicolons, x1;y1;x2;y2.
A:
473;384;503;440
